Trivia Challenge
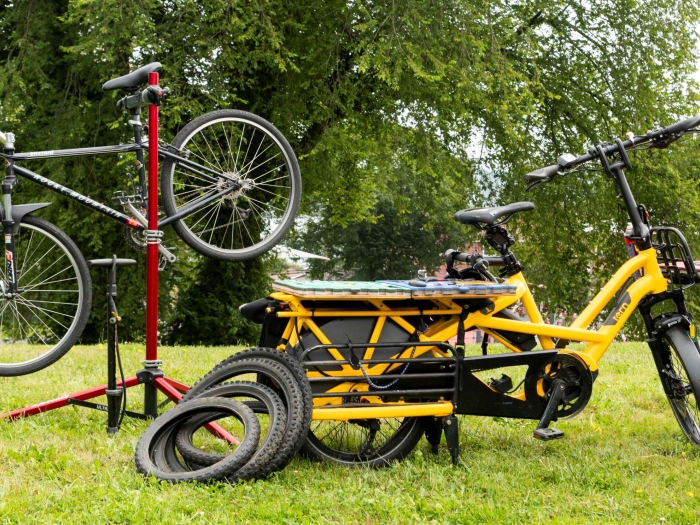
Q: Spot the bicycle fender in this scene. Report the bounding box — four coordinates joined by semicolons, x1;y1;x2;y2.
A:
1;203;52;234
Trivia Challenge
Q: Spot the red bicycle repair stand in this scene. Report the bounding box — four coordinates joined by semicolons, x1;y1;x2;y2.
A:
1;73;235;443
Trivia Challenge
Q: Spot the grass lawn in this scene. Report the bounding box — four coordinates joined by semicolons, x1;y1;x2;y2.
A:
1;342;699;524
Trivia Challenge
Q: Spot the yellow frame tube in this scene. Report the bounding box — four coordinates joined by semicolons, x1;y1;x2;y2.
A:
312;402;454;420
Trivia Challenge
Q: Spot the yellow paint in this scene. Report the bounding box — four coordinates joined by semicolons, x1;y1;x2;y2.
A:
312;401;454;420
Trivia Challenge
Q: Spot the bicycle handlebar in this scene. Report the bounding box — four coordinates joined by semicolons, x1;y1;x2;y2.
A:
524;113;700;186
664;114;700;135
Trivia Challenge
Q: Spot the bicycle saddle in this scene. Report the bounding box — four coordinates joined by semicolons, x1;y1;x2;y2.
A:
102;62;162;92
454;201;535;226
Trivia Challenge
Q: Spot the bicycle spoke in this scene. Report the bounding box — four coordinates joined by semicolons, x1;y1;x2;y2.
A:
164;111;299;258
209;201;224;246
16;245;62;286
211;124;231;174
16;296;75;322
21;261;74;292
199;130;226;175
12;299;59;344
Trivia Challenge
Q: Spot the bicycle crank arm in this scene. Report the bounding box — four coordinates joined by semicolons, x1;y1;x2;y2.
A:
125;203;177;264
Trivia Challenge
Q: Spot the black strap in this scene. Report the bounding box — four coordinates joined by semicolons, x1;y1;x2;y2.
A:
481;333;489;355
456;306;469;352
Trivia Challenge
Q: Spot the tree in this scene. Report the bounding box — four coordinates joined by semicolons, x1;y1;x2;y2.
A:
1;0;698;342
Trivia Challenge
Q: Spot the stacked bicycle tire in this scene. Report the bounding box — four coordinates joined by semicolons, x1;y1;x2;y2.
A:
135;348;312;482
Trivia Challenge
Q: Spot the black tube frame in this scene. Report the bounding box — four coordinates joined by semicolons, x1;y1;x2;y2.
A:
1;143;236;231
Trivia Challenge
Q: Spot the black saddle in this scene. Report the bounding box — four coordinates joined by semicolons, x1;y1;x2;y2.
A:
454;201;534;226
102;62;162;92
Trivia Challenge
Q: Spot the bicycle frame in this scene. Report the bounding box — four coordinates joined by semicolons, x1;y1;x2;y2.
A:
0;112;242;289
262;223;688;430
3;144;236;230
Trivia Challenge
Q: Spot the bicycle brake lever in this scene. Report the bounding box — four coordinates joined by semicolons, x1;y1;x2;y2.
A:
525;178;550;192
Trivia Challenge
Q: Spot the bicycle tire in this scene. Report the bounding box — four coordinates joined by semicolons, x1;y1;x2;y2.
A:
653;325;700;445
135;397;260;483
175;381;287;480
180;354;310;476
0;215;92;376
302;416;426;468
207;346;313;427
161;109;301;261
151;413;210;473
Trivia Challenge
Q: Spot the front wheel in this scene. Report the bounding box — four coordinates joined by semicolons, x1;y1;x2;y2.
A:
161;110;301;261
0;215;91;376
652;324;700;445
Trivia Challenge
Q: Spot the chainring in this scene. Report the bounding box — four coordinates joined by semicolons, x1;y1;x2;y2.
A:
124;224;147;252
524;353;594;419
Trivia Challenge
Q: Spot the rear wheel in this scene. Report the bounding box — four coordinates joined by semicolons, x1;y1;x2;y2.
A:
302;416;425;468
161;110;301;261
653;325;700;445
0;215;91;376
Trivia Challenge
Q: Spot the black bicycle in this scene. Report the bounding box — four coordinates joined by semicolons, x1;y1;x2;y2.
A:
0;62;301;376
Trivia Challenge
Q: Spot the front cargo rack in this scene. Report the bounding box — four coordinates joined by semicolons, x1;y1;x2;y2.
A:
651;226;700;289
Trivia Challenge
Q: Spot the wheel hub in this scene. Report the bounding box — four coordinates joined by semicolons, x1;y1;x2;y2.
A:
218;173;248;205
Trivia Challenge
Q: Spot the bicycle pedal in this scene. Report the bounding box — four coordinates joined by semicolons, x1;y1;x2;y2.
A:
533;427;564;441
158;255;170;271
112;192;141;205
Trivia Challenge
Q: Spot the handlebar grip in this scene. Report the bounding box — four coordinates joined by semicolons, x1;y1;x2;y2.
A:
452;251;469;263
664;114;700;135
523;164;559;184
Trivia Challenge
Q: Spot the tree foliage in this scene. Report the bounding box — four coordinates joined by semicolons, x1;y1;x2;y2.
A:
0;0;699;342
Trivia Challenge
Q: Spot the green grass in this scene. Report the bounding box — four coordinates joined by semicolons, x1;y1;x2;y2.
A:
1;342;700;524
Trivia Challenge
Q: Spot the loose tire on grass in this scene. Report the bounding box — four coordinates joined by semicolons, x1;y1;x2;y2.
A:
175;381;287;480
206;347;313;419
180;354;310;476
135;398;260;483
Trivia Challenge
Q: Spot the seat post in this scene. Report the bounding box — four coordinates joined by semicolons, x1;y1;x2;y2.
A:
127;105;147;204
484;224;524;276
